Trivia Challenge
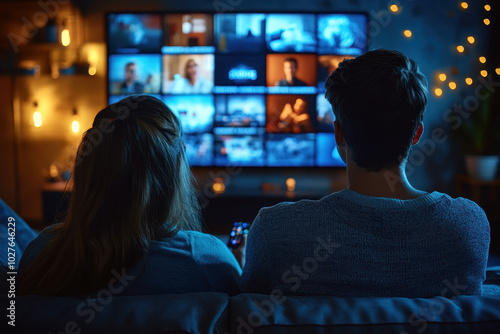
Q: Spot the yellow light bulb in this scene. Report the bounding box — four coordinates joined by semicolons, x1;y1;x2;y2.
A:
456;45;465;53
390;4;399;13
484;18;491;25
434;88;443;97
480;70;488;77
403;30;412;38
448;82;457;90
484;4;491;11
33;111;42;127
71;120;80;133
467;36;475;44
460;2;468;9
61;28;70;46
496;68;500;75
479;56;486;63
286;178;296;192
88;66;97;76
438;73;447;81
465;77;473;85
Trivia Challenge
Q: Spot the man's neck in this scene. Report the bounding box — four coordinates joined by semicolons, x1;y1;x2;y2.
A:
346;160;427;200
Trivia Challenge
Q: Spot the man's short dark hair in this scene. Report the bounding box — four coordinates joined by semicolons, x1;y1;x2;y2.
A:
284;57;298;67
324;49;428;171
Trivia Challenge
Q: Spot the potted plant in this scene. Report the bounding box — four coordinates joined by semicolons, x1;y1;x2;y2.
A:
453;91;500;181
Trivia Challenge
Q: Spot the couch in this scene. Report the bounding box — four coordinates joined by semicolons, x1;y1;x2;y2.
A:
15;275;500;334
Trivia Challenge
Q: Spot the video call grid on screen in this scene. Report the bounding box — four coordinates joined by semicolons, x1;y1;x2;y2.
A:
107;12;368;167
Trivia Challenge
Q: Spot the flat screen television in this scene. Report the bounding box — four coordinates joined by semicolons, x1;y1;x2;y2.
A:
107;12;368;167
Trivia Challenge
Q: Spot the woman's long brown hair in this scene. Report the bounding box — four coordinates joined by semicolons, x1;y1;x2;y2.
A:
19;95;201;296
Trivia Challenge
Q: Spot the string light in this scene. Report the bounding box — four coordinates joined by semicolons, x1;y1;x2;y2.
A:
438;73;447;81
484;18;491;25
465;78;473;85
434;88;443;97
456;45;465;53
403;30;412;38
389;4;399;13
480;70;488;77
460;2;468;9
496;68;500;75
467;36;475;44
484;4;491;11
479;56;486;63
448;82;457;90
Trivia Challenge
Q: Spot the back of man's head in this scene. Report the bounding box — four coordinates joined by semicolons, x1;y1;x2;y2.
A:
324;49;428;171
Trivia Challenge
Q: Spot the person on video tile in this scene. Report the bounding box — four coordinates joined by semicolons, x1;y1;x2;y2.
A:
120;62;145;94
277;98;313;133
275;58;308;87
171;59;213;94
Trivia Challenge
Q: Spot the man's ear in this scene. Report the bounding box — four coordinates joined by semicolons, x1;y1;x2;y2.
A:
334;120;345;146
412;122;424;145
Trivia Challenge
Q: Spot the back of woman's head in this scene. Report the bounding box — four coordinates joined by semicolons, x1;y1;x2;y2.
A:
19;95;201;296
76;95;200;240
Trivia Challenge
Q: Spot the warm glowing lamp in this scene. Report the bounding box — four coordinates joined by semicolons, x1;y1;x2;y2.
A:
484;18;491;25
467;36;475;44
496;68;500;75
485;4;491;11
448;82;457;90
460;2;468;9
61;28;70;46
465;77;473;85
456;45;465;53
438;73;447;81
389;4;399;13
286;178;296;192
480;70;488;77
403;30;412;38
33;101;42;127
434;88;443;97
71;108;80;134
212;177;225;194
479;56;486;63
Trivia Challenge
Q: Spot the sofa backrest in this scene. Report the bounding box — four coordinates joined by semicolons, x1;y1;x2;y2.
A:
18;292;229;334
17;292;500;334
229;293;500;334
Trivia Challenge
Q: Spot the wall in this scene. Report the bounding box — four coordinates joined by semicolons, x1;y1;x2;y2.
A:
0;0;498;225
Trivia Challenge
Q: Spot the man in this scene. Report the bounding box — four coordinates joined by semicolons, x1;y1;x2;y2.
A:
120;62;145;94
240;49;490;298
275;58;308;87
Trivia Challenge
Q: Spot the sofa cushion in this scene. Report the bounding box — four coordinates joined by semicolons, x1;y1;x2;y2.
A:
0;198;37;269
18;292;229;334
229;293;500;334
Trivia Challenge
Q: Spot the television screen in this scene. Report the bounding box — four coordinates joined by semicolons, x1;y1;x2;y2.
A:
107;12;367;167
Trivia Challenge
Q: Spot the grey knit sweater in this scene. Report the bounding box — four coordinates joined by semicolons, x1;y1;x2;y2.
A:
241;190;490;297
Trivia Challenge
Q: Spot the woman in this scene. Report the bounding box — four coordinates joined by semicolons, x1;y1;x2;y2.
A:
18;95;240;296
171;59;213;94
